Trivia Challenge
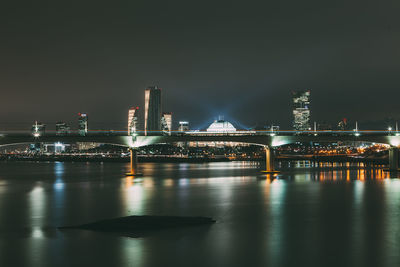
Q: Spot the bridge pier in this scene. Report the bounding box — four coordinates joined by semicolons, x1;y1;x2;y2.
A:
388;146;400;171
261;146;280;174
126;148;142;176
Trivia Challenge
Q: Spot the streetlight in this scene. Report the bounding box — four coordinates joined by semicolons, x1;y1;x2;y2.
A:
354;121;360;136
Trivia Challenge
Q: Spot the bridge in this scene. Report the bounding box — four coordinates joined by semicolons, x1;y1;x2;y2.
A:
1;130;400;175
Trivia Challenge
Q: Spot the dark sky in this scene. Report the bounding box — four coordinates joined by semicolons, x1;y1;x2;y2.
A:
1;0;400;130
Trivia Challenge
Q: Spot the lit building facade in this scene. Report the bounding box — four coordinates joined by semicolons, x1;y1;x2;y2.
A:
206;119;236;133
292;90;311;131
128;107;139;136
188;119;245;147
76;142;99;151
337;118;348;130
178;121;189;132
162;112;172;135
78;113;88;136
56;122;70;136
31;121;45;137
144;86;162;136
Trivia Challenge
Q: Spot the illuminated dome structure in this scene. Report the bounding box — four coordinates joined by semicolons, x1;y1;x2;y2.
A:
206;120;237;133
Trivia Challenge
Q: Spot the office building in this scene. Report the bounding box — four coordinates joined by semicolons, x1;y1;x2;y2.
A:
144;86;162;135
178;121;189;132
161;112;172;135
292;90;311;131
128;107;139;136
78;113;88;136
55;122;70;136
337;118;348;130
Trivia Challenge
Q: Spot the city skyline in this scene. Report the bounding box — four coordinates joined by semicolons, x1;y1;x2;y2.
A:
5;85;400;132
2;83;400;131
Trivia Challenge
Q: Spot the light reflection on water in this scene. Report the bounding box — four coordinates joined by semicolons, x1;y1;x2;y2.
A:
0;161;400;267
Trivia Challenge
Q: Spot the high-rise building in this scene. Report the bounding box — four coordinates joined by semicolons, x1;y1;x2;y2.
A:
78;113;88;136
144;86;162;136
31;121;45;137
178;121;189;132
292;90;311;131
161;112;172;135
337;118;348;130
128;107;139;136
56;122;70;136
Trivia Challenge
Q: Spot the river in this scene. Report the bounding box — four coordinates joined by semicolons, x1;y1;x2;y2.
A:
0;161;399;267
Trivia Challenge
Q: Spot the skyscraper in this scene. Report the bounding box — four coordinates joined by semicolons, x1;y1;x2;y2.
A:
178;121;189;132
161;112;172;135
128;107;139;136
292;90;311;131
144;86;162;136
78;113;88;136
56;122;70;136
337;118;348;130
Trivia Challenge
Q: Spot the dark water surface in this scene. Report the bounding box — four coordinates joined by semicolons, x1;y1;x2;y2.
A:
0;161;399;267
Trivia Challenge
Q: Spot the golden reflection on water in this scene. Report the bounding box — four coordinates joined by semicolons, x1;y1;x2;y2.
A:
316;166;391;181
287;160;393;181
122;177;146;215
163;178;174;187
125;176;134;187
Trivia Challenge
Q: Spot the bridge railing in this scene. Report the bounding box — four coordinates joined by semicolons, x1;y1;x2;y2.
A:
0;130;399;137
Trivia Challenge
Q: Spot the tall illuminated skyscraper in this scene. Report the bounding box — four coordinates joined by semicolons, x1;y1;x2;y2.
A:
161;112;172;135
78;113;88;136
128;106;139;136
292;90;311;131
144;86;162;136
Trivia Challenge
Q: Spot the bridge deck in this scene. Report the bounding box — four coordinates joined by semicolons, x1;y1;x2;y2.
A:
1;132;400;147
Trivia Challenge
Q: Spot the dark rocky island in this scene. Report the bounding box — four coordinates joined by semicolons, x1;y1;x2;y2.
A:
59;215;216;236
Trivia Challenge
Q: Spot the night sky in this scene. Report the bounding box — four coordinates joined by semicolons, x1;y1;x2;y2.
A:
1;0;400;130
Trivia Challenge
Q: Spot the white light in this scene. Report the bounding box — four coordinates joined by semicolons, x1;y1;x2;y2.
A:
388;127;393;131
355;132;360;137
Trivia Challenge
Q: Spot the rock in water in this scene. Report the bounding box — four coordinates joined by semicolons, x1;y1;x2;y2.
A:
59;215;216;234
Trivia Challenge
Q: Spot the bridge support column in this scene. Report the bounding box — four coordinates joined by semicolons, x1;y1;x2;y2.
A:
261;146;280;174
126;148;142;176
389;147;399;171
